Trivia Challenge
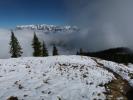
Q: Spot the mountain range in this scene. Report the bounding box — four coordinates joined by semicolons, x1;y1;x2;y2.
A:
16;24;79;33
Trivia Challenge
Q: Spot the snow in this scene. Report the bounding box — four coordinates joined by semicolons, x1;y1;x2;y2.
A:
97;58;133;86
16;24;79;33
128;63;133;71
0;55;132;100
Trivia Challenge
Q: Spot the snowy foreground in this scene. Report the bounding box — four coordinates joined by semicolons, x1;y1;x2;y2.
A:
0;56;132;100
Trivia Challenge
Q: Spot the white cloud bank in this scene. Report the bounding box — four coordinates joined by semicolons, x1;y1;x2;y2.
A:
0;28;78;58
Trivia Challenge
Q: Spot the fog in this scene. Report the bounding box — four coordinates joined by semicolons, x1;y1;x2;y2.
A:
64;0;133;51
0;29;78;58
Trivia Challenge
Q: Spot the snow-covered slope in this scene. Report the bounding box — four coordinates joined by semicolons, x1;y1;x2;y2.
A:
0;55;132;100
16;24;79;33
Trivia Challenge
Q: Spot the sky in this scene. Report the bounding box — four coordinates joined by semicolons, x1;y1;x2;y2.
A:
0;0;67;28
64;0;133;51
1;0;133;58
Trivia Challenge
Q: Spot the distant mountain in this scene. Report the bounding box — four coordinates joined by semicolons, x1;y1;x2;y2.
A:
16;24;79;33
79;47;133;64
90;47;133;55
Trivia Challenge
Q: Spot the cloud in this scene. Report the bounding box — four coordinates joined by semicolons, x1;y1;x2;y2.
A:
64;0;133;51
0;29;79;58
0;29;10;58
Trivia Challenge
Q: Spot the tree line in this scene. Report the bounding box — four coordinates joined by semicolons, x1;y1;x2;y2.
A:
9;31;59;58
77;47;133;64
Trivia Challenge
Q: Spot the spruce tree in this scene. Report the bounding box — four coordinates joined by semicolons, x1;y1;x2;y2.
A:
52;44;58;56
76;51;79;55
79;48;83;55
9;31;23;58
32;33;42;57
42;41;48;56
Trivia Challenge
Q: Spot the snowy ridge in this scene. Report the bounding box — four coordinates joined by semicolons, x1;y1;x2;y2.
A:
16;24;79;33
97;59;133;87
0;55;132;100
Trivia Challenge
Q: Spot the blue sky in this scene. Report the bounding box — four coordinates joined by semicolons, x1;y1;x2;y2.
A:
0;0;68;28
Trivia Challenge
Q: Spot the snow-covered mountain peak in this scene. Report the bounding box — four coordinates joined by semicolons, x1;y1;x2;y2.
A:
16;24;79;32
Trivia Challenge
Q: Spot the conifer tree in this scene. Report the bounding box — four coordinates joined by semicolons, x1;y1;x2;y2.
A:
79;48;83;55
76;51;79;55
32;33;42;56
52;44;58;56
42;41;48;56
9;31;23;58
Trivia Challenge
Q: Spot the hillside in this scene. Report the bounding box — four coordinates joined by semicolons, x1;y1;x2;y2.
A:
0;55;133;100
81;47;133;64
